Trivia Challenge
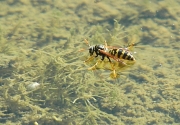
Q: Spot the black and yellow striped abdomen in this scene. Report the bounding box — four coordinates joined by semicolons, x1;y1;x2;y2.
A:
109;48;135;61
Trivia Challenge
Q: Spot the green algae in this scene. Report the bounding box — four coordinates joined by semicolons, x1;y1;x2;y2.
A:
0;19;127;124
0;0;180;125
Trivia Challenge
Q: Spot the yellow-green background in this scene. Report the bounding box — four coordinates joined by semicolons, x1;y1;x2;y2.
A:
0;0;180;124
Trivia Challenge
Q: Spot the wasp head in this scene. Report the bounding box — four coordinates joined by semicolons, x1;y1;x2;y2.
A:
89;46;95;56
89;45;105;56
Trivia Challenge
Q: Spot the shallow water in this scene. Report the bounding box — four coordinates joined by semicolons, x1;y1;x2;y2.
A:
0;0;180;124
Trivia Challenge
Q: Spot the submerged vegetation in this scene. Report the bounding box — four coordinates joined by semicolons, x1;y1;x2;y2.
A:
0;18;133;124
0;0;180;124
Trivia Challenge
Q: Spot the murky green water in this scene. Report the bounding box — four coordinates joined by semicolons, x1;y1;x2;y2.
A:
0;0;180;124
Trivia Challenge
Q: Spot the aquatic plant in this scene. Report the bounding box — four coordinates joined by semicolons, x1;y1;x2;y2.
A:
0;18;135;125
1;0;180;124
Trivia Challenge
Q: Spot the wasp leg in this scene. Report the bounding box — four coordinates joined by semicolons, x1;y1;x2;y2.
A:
127;43;135;51
101;55;105;61
117;59;127;65
88;60;101;70
84;56;94;63
109;62;118;79
107;56;111;62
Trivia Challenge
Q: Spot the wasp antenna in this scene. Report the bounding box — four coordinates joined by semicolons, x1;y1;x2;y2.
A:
78;48;85;52
84;39;90;47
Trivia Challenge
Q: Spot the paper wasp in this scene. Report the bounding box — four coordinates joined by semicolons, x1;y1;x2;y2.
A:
84;39;135;78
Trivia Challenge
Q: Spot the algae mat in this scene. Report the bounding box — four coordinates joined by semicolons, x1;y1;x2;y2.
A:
0;0;180;124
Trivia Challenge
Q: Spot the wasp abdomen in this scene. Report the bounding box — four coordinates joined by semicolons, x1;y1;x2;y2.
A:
109;48;135;61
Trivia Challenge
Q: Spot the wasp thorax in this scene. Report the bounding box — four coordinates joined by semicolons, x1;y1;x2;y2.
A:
96;45;105;50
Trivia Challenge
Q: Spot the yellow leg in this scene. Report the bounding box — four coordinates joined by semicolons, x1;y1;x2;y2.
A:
117;59;127;66
127;43;135;51
84;56;94;63
88;60;101;70
110;62;118;79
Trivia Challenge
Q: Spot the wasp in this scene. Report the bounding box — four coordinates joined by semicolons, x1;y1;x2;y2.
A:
84;39;135;78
